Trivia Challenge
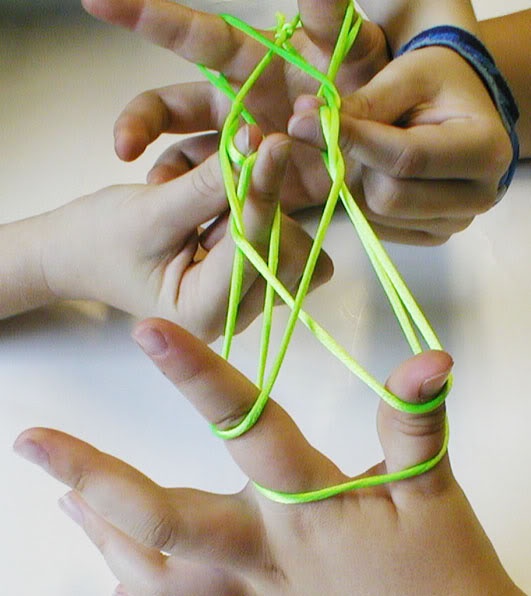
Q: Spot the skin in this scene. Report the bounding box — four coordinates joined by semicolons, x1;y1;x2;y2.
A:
80;0;517;245
14;319;525;595
0;131;332;340
80;0;389;213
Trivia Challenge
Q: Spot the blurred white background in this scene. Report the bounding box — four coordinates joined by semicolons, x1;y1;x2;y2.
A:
1;1;530;594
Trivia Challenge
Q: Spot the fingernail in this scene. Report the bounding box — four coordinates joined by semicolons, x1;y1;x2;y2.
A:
271;139;292;164
233;125;251;155
113;585;129;596
133;327;168;357
58;493;84;527
293;94;324;113
234;125;262;156
419;370;451;400
13;439;50;470
287;112;320;142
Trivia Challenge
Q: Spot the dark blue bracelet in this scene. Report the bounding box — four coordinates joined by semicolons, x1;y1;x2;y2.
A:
396;25;520;201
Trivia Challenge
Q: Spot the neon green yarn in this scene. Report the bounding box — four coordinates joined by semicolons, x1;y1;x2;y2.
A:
198;2;451;504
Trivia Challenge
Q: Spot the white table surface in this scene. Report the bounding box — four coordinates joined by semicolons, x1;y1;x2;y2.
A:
1;1;530;594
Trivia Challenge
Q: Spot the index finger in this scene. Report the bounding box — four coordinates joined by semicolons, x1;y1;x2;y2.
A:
82;0;264;78
132;318;343;495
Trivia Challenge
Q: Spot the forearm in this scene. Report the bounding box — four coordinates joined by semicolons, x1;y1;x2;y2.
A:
0;215;57;319
360;0;480;54
479;10;531;158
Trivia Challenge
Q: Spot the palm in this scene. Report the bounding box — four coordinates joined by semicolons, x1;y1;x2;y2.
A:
83;0;388;211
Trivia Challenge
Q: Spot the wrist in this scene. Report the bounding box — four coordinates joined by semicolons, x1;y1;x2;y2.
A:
39;204;83;304
0;215;59;319
362;0;480;55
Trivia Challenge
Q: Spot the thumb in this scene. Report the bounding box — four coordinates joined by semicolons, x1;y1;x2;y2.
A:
377;350;453;493
341;52;431;124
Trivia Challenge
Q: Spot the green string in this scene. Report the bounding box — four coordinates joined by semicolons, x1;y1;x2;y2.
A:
197;2;451;503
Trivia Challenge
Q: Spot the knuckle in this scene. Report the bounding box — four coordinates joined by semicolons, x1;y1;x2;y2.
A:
482;123;513;176
389;143;427;179
391;410;446;439
452;216;475;234
213;404;254;433
365;178;402;217
190;159;222;200
345;90;372;120
140;507;180;553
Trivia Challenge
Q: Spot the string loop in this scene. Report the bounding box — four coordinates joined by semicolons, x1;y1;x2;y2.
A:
198;1;451;503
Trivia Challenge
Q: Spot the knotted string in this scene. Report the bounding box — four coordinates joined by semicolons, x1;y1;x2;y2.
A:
198;2;451;504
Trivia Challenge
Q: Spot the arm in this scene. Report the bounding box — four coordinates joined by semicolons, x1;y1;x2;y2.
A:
0;216;54;319
15;320;526;595
480;10;531;157
361;0;480;52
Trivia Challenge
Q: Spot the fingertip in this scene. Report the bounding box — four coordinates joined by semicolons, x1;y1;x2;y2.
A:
233;124;263;157
13;428;51;469
293;94;324;114
386;350;453;405
147;164;181;185
114;130;148;162
287;111;324;148
269;134;292;168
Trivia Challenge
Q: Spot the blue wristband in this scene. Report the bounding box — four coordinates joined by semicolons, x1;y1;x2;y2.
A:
396;25;520;201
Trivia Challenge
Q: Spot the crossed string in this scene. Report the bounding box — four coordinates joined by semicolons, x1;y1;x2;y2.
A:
198;2;451;504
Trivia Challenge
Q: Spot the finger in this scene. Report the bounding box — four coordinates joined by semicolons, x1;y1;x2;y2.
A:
114;83;221;162
144;126;261;236
297;0;351;48
289;106;507;182
14;428;257;565
368;222;452;247
235;214;334;332
147;132;220;184
377;350;454;497
59;492;247;596
361;169;496;219
175;132;291;342
82;0;264;76
135;150;227;244
132;319;343;494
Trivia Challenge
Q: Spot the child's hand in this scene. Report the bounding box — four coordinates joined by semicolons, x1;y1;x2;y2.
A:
289;45;513;245
38;131;332;341
81;0;389;212
15;318;524;595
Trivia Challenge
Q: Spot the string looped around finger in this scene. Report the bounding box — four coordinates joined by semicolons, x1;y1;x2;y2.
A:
198;1;452;503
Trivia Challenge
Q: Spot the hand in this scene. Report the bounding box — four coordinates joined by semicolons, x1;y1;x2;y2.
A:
38;131;332;341
14;318;523;595
289;44;513;245
81;0;389;212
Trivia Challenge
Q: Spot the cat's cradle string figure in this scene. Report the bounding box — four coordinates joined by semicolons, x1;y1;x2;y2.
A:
198;1;451;504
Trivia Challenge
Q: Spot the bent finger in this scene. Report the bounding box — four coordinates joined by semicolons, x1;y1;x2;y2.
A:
114;83;219;161
290;107;508;181
361;169;496;219
147;132;220;184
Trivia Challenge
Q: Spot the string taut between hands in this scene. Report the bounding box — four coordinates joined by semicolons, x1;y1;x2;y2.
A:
198;1;451;504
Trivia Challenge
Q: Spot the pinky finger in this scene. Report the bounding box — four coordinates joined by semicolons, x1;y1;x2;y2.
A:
60;491;247;596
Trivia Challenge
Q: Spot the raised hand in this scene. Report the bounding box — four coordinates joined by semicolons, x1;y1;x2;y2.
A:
81;0;389;212
15;318;524;595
